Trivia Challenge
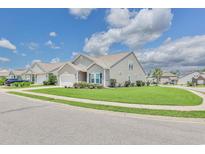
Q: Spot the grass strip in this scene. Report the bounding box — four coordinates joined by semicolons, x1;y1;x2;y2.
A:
9;91;205;118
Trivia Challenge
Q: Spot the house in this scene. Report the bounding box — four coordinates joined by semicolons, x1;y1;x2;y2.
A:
177;71;200;85
9;69;27;79
23;62;66;84
57;52;146;87
160;72;178;84
192;73;205;85
0;69;9;78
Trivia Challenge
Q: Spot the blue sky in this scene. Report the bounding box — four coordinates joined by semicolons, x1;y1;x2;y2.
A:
0;8;205;71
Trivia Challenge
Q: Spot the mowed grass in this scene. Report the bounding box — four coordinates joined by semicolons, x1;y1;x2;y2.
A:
9;91;205;118
30;86;202;106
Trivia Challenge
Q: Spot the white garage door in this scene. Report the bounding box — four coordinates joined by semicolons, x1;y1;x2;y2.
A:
60;73;76;87
37;74;47;84
197;80;204;85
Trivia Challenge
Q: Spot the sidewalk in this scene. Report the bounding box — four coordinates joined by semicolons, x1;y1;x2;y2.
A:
4;86;205;111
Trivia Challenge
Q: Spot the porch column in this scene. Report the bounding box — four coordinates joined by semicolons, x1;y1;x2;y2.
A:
76;71;79;83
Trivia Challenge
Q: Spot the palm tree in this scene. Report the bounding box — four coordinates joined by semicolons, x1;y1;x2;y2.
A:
152;68;163;85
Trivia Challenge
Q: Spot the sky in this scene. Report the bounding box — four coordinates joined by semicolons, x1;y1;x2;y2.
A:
0;8;205;72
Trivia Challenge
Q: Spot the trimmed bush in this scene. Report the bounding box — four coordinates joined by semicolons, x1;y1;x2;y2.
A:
12;82;31;87
130;83;135;87
146;81;150;86
73;82;104;89
187;81;193;87
136;80;145;87
110;79;117;87
124;81;131;87
43;81;49;85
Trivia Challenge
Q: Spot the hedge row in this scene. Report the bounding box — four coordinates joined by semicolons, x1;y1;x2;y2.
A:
67;82;103;89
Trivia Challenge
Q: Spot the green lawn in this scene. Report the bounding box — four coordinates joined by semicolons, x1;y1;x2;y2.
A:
9;91;205;118
2;85;51;89
30;86;202;106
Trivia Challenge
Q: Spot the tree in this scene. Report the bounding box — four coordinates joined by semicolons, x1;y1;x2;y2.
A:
170;70;180;76
0;77;6;85
47;73;57;85
152;68;163;85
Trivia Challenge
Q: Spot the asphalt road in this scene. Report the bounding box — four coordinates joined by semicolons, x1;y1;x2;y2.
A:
0;92;205;144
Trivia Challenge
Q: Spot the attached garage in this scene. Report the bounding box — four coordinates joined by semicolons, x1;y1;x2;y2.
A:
59;73;76;87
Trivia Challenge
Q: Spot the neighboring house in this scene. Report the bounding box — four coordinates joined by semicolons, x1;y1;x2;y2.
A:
160;72;178;84
9;69;26;79
192;73;205;85
58;52;146;87
0;69;9;78
23;62;65;84
177;71;200;85
146;76;157;84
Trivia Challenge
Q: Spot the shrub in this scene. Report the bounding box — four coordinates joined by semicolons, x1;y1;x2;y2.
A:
110;79;117;87
124;81;131;87
0;77;6;85
73;82;104;89
130;83;135;87
43;81;49;85
47;73;57;85
79;82;88;88
136;80;142;87
12;82;31;87
146;81;150;86
88;83;95;89
142;81;145;86
43;73;57;85
187;81;193;87
96;84;103;89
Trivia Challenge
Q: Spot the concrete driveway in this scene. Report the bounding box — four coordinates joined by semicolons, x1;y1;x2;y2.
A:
0;91;205;144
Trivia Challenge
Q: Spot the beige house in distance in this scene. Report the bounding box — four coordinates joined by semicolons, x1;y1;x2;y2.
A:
160;72;178;84
9;69;27;79
23;62;66;84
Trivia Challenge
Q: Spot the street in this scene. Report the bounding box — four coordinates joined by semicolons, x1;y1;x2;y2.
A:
0;92;205;144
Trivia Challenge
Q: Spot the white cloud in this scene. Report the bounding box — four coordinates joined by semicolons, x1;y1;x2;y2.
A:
106;8;131;28
50;57;60;63
84;8;173;56
0;38;16;51
45;40;60;49
27;42;39;50
32;59;41;64
69;8;95;19
25;64;30;68
71;51;79;59
49;32;57;37
137;35;205;71
0;57;10;62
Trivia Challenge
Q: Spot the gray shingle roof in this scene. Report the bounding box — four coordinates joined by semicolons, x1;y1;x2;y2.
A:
12;69;27;76
36;62;66;73
162;72;177;77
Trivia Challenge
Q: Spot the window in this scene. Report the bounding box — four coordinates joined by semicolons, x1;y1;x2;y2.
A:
91;74;95;83
89;73;102;84
128;61;134;70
